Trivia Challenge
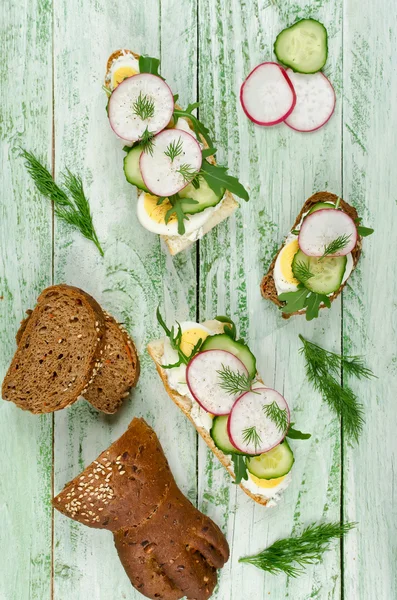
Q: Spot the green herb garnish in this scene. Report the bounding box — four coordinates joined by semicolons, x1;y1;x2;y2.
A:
177;163;199;183
215;316;238;341
278;285;331;321
242;426;262;452
138;55;162;77
21;150;103;256
173;102;213;147
299;335;375;442
217;365;253;396
164;137;183;162
263;401;288;434
357;225;374;237
320;233;351;260
286;423;311;440
157;308;203;367
239;522;356;577
231;454;249;485
140;127;155;155
200;160;249;201
293;261;314;284
133;91;155;121
159;194;198;235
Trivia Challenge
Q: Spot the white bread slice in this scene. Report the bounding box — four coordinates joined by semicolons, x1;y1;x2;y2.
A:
105;50;239;255
147;321;272;507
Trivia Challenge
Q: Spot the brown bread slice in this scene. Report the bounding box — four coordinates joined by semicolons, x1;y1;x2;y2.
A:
82;314;140;414
2;285;106;413
53;418;229;600
260;192;363;318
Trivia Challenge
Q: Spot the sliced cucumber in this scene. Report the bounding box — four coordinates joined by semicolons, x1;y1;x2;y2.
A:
201;334;256;379
178;178;224;215
123;145;149;191
307;202;335;214
292;249;347;295
211;415;243;455
274;19;328;74
247;441;294;480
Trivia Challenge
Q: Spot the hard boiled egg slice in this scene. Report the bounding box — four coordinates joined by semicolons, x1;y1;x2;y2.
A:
108;53;140;91
273;236;300;294
249;474;286;488
137;192;212;236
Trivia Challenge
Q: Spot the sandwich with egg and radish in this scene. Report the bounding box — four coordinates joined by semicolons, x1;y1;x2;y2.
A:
104;50;249;255
261;192;374;320
148;313;310;507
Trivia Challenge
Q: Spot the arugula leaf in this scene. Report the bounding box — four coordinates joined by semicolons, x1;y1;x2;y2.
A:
304;293;331;321
173;104;213;147
215;316;237;340
139;55;162;77
278;286;308;314
201;161;249;201
231;454;248;485
287;423;311;440
173;94;179;103
202;147;217;159
357;225;374;237
122;145;131;153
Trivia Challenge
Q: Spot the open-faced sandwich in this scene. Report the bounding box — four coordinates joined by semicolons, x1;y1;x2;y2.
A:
104;50;248;255
148;313;310;507
261;192;374;320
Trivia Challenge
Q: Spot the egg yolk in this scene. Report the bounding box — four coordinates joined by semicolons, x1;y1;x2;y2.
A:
249;474;286;488
279;239;300;284
143;194;177;224
112;66;138;89
180;328;209;356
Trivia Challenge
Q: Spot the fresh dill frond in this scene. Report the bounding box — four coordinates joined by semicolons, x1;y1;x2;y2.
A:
263;401;288;434
21;149;103;256
242;426;262;452
140;127;155;155
293;261;314;284
164;137;183;162
217;365;253;396
177;163;199;183
239;521;356;577
320;233;351;260
133;91;155;121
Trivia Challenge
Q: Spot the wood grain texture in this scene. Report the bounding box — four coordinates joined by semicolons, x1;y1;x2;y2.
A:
0;0;53;599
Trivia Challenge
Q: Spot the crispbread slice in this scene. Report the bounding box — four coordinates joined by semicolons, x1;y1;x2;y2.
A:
147;331;270;507
82;314;140;414
261;192;362;318
2;285;106;414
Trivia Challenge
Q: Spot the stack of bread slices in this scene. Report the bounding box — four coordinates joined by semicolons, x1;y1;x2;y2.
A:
2;285;139;414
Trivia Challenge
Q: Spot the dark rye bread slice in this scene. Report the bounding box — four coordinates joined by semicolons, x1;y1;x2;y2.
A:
53;418;229;600
82;314;140;414
2;285;106;413
260;192;363;319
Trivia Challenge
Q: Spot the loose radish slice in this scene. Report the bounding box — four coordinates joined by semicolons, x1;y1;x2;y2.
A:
186;350;248;415
284;70;336;132
108;73;174;142
140;129;202;197
299;209;358;257
228;388;290;454
240;62;296;126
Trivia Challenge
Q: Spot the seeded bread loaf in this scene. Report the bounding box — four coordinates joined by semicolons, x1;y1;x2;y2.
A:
260;192;362;318
53;418;229;600
2;285;106;413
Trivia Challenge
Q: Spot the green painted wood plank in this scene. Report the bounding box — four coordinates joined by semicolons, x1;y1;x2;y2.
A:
342;2;397;598
198;1;344;598
0;0;53;599
51;0;198;598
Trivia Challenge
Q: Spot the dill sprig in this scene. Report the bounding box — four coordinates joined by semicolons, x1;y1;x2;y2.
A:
320;233;351;260
164;137;183;162
177;163;199;183
133;91;155;121
157;308;203;368
293;261;314;284
21;150;104;256
242;426;262;452
140;127;155;155
217;365;253;396
299;335;375;442
263;401;288;434
239;522;356;577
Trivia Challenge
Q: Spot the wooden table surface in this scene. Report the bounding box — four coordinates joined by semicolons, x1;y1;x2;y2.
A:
1;0;396;598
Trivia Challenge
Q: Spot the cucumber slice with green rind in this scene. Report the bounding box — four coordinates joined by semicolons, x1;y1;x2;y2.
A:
178;178;224;215
123;145;149;191
292;249;347;295
211;415;244;455
247;441;294;479
201;334;256;378
274;19;328;74
307;201;335;214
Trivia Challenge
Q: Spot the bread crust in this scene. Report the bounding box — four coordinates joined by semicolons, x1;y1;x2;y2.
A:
260;192;363;318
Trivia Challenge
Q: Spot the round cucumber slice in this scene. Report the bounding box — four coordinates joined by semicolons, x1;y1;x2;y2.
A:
307;202;335;214
247;441;294;480
292;249;347;295
178;178;224;215
201;334;256;379
211;415;244;455
123;145;149;191
274;19;328;74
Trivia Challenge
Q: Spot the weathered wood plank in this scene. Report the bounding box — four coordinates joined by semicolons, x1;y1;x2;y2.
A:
0;0;53;599
52;0;198;598
198;1;344;598
342;1;397;598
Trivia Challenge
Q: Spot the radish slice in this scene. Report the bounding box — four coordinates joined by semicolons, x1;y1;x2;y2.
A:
284;70;336;132
240;62;296;126
186;350;248;416
108;73;174;142
299;209;358;257
228;388;290;455
140;129;202;197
